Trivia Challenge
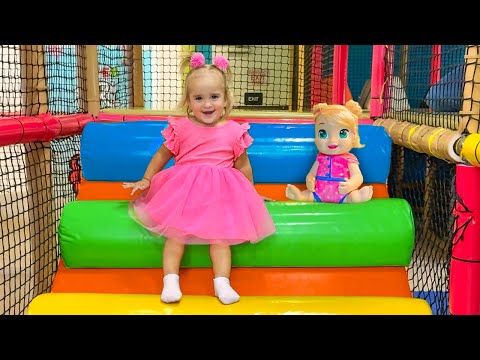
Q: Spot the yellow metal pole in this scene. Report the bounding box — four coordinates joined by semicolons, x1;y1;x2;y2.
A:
297;45;305;111
85;45;100;116
459;45;480;135
19;45;54;299
132;45;144;109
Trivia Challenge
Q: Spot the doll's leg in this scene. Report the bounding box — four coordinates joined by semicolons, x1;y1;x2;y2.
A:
285;184;315;201
161;238;185;303
345;185;373;203
210;243;240;305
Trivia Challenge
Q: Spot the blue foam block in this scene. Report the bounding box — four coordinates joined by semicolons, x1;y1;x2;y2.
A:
81;120;391;184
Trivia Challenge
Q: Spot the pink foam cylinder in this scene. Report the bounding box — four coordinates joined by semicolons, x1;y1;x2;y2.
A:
52;114;94;138
96;112;125;122
11;115;47;144
39;113;62;140
0;118;25;146
450;260;480;314
0;113;94;146
450;164;480;315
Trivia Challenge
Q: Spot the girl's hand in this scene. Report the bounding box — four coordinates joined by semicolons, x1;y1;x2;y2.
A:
306;174;316;192
122;178;151;195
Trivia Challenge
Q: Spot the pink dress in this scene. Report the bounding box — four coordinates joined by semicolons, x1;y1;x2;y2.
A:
313;153;359;204
129;117;276;245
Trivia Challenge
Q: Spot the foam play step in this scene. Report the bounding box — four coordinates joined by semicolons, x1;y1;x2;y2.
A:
80;121;392;184
76;177;390;201
27;293;432;315
51;260;413;297
59;199;414;268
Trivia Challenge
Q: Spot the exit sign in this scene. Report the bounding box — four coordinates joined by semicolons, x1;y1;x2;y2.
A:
244;92;263;105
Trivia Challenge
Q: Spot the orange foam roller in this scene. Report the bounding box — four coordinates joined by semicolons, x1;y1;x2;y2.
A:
254;183;388;201
52;260;411;297
77;176;134;200
77;176;389;201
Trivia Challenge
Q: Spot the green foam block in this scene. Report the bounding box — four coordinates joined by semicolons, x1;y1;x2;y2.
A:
59;199;414;268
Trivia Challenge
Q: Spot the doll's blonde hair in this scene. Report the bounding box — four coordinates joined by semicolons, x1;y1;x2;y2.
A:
177;53;234;119
312;100;364;149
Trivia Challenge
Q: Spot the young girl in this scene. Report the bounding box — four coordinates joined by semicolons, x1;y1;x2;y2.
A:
285;100;373;204
123;52;276;305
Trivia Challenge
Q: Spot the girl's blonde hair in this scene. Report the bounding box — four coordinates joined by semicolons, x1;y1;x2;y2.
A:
312;100;364;148
177;53;234;118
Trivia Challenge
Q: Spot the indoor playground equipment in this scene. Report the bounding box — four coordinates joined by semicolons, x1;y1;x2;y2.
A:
25;112;432;315
3;45;480;315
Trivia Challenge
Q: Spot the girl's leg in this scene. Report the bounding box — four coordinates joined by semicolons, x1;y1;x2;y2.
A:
210;243;240;305
161;238;185;303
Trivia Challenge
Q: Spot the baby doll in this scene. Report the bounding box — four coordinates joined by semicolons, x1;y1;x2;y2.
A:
285;100;373;204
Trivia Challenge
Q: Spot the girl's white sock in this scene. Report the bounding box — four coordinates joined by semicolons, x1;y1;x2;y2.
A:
214;276;240;305
161;273;182;303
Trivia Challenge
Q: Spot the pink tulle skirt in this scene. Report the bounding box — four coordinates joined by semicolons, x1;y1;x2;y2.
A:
129;164;276;245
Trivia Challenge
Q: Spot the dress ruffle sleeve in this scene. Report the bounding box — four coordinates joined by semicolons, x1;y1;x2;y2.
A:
161;118;181;156
345;153;359;164
233;122;254;160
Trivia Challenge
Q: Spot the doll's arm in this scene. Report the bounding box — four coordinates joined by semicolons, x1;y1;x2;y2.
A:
338;162;363;194
122;144;173;195
306;161;319;191
234;151;254;184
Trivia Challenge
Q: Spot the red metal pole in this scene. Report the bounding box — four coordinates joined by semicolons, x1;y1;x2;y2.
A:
370;45;386;117
332;45;348;105
430;45;442;85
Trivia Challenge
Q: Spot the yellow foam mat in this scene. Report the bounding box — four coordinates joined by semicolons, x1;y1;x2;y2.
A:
27;293;432;315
